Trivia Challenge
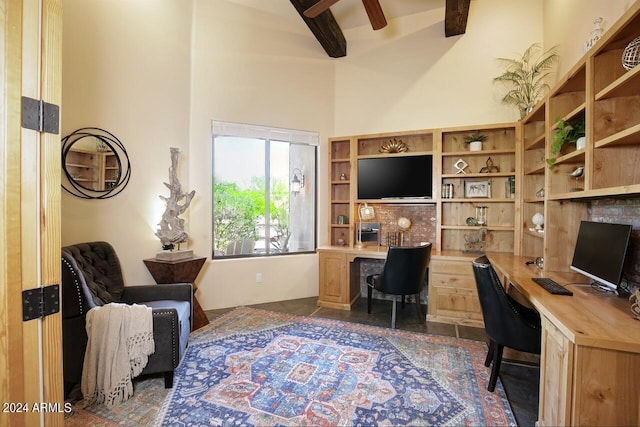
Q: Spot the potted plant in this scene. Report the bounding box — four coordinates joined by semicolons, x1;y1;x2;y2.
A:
546;118;585;169
493;43;559;118
465;132;487;152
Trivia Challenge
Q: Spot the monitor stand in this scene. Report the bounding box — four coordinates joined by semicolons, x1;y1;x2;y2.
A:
591;281;618;295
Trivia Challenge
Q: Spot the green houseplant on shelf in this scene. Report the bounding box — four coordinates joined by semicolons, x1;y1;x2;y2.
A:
493;43;559;119
464;132;487;152
546;118;585;169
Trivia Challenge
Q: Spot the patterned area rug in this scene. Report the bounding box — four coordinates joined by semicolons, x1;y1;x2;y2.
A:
155;307;516;426
65;375;168;426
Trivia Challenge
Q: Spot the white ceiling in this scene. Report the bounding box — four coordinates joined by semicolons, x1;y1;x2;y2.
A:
224;0;442;30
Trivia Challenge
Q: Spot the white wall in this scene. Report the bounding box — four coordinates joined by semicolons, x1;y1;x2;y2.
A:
61;0;636;310
187;0;335;309
543;0;633;81
61;0;193;284
61;0;336;310
334;0;544;134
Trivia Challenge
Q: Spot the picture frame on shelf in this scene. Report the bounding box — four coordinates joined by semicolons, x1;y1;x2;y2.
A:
464;180;491;198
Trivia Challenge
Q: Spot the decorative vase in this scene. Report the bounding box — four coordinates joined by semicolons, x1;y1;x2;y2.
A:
630;289;640;320
622;36;640;71
532;213;544;231
576;136;586;150
469;140;482;152
519;105;534;119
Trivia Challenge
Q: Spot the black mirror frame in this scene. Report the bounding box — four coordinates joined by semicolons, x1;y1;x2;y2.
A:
61;127;131;199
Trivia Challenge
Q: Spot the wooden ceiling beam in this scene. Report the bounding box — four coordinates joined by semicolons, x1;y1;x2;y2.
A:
444;0;471;37
290;0;347;58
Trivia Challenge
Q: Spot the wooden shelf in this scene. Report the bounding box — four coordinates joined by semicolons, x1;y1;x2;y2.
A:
547;184;640;200
328;138;353;246
595;123;640;148
441;172;515;179
355;198;436;204
523;229;545;238
523;197;544;203
64;148;111;191
595;64;640;101
524;133;545;150
357;151;433;159
524;164;545;175
441;225;514;231
441;198;515;203
441;148;516;157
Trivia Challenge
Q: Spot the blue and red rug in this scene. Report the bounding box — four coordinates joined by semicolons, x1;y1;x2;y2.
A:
156;307;516;426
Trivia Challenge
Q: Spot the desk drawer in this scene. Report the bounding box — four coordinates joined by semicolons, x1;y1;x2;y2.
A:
429;258;475;290
428;258;482;326
430;287;483;321
430;258;473;276
430;272;476;290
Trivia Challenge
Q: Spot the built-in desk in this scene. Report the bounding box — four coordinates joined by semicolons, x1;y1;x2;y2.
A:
317;247;483;326
318;248;640;424
317;246;387;310
488;253;640;427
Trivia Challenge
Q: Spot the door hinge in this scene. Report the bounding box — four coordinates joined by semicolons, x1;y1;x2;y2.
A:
21;96;60;134
22;284;60;321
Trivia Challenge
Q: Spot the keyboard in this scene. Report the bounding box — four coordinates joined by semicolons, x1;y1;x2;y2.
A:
532;277;573;296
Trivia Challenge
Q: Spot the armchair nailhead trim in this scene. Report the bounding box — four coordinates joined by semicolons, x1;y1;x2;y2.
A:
152;310;178;366
63;258;84;315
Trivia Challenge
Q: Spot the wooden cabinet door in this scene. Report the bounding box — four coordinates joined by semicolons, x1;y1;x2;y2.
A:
427;258;483;327
318;251;347;305
0;0;63;425
538;316;573;427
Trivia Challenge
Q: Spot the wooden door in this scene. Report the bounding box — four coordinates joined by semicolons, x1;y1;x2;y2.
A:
0;0;63;425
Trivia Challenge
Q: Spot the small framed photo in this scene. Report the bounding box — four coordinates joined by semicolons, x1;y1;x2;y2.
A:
464;180;491;198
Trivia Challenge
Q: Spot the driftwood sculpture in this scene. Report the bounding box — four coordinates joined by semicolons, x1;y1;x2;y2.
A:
155;147;195;250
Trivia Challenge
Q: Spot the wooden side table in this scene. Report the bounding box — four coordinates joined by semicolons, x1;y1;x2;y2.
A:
143;256;209;331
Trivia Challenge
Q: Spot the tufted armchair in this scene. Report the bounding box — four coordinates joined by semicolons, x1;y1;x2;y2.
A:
61;241;192;396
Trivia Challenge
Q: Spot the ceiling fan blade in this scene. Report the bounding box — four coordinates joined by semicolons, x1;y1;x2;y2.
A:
362;0;387;30
303;0;341;18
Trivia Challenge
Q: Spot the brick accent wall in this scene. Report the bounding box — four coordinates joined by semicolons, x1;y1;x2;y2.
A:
588;198;640;287
358;204;436;299
372;204;437;246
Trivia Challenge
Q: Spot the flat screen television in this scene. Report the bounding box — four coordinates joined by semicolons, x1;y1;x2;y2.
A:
570;220;632;292
357;155;433;200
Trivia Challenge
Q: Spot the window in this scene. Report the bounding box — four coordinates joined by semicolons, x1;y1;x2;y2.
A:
212;121;317;258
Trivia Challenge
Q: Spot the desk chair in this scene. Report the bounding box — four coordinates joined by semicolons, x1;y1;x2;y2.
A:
366;243;431;329
472;255;541;392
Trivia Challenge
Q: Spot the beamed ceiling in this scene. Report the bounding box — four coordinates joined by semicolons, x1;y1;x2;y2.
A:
289;0;471;58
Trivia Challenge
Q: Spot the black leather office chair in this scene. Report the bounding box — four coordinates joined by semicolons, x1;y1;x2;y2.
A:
366;243;431;329
472;255;541;392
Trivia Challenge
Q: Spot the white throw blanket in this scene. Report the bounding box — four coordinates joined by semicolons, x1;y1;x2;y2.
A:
81;303;155;407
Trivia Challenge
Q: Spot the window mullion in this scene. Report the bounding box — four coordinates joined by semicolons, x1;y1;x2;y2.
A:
264;139;271;255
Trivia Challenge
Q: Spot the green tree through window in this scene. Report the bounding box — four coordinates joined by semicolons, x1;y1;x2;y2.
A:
212;122;317;258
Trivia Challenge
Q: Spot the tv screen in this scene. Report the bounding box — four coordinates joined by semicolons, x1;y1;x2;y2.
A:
570;221;632;291
357;155;433;200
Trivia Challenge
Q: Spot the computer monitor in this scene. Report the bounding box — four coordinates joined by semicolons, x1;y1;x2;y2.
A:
570;220;632;292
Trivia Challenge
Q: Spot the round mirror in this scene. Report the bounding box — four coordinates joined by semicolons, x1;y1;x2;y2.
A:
61;127;131;199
